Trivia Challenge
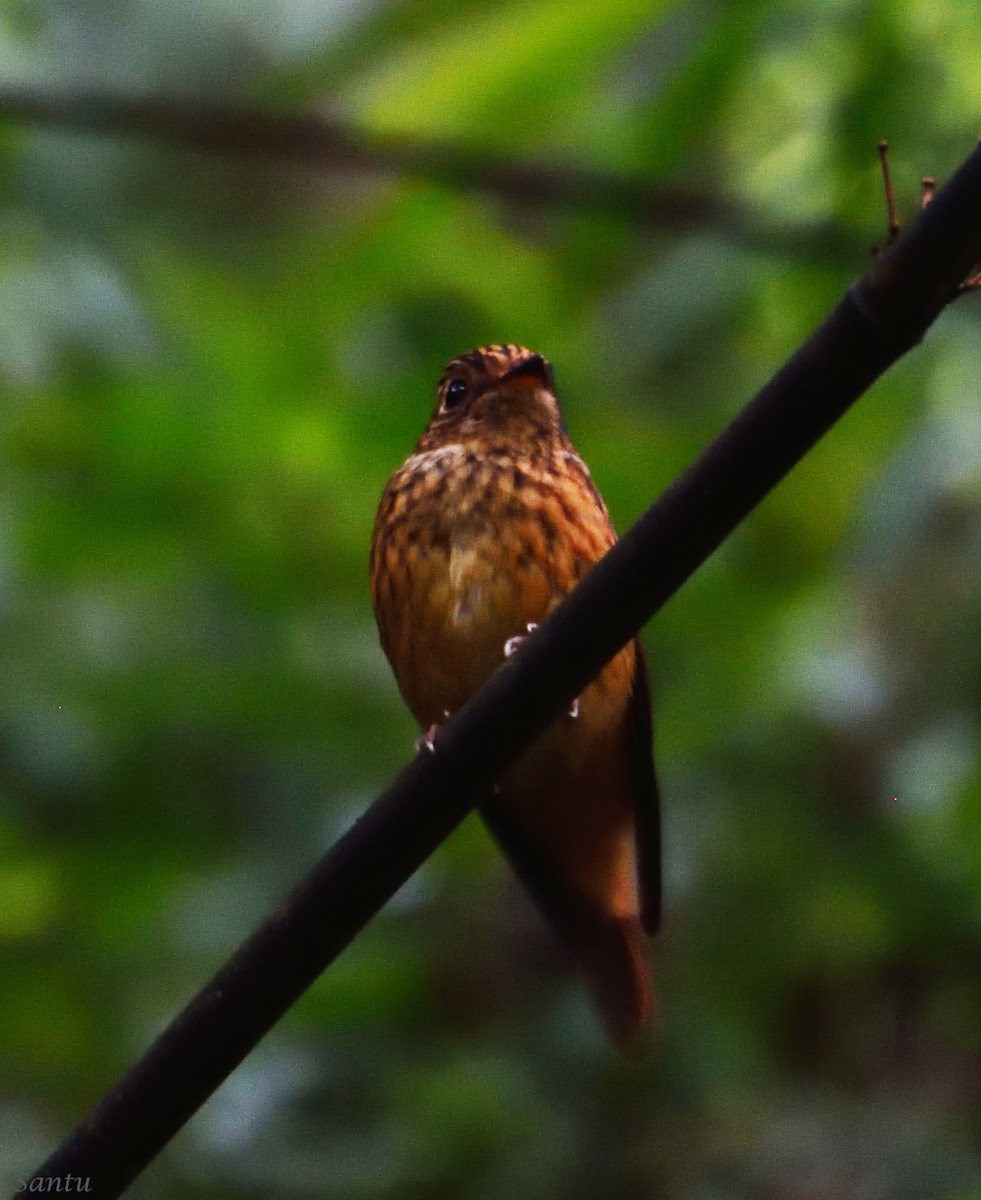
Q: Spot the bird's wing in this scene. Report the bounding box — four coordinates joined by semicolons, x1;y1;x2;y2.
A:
628;642;662;936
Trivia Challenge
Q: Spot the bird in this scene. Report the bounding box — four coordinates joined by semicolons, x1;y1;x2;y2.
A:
369;344;661;1046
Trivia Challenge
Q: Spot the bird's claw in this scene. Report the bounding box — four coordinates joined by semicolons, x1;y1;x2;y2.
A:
415;726;439;754
415;711;449;754
504;622;539;658
503;624;578;717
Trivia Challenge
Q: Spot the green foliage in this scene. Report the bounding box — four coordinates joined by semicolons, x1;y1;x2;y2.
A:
0;0;979;1196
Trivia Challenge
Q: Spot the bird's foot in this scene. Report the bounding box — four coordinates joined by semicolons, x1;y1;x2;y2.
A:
415;710;451;754
504;623;579;718
504;622;538;658
415;726;439;754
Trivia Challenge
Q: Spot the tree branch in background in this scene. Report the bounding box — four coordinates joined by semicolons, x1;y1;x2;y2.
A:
0;85;869;264
16;134;981;1198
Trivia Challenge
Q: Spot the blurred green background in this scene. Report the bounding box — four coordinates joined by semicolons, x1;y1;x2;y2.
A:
1;0;979;1196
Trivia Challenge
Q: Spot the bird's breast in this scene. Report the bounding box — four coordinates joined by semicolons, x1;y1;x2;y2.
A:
371;443;617;727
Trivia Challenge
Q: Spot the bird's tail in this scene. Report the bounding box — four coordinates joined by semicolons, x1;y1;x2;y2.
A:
479;793;653;1048
576;911;651;1049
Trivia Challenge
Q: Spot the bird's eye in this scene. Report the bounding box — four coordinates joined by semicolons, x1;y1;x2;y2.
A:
442;378;468;410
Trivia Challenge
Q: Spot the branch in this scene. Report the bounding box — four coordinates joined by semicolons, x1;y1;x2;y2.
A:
0;84;865;264
19;140;981;1197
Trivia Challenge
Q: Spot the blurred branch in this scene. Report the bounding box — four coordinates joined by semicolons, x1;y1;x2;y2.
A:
0;84;865;263
19;134;981;1198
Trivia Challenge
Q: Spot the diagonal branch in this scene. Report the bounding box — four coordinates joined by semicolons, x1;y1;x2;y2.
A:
0;84;864;263
18;140;981;1198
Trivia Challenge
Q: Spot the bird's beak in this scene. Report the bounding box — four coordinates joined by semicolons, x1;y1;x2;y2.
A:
502;353;555;392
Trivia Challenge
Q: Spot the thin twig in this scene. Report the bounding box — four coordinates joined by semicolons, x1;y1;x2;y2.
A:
878;140;901;244
919;171;981;291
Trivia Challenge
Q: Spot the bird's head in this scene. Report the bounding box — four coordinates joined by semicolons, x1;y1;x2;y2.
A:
418;344;566;454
